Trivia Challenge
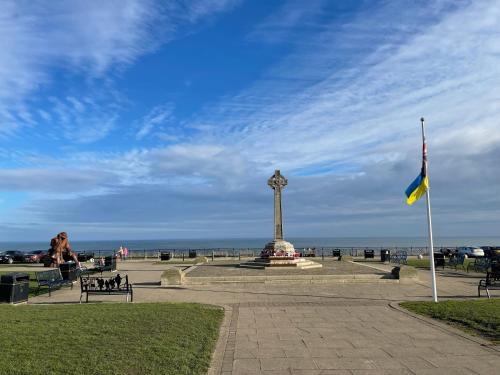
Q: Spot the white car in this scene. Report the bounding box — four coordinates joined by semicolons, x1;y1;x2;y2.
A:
457;246;484;258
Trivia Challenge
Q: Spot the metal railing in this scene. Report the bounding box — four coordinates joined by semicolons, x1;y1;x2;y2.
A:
69;246;459;260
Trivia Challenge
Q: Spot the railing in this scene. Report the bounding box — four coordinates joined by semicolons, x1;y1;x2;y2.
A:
65;246;460;260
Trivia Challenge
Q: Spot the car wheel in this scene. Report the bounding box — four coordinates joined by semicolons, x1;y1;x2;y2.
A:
7;258;13;264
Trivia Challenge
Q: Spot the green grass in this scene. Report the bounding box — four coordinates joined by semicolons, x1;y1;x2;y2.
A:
405;258;473;269
0;302;223;375
401;299;500;343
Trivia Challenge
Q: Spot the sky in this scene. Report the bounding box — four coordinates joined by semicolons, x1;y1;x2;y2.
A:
0;0;499;241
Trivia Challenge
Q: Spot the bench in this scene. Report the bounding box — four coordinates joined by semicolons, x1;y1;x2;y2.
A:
478;261;500;298
448;254;467;271
468;257;490;273
390;250;408;265
36;268;74;297
80;274;133;303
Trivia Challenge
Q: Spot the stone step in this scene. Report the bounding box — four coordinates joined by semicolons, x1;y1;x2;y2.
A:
239;263;266;269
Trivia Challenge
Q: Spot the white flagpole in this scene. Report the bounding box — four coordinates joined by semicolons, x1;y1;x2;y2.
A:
421;117;438;302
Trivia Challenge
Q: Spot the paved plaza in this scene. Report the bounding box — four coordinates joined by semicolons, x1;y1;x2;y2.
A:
22;259;500;374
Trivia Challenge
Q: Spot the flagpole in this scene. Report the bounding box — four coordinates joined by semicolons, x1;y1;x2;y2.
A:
421;117;438;302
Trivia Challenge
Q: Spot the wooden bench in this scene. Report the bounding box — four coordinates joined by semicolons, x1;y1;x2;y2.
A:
36;268;74;297
478;261;500;298
80;274;133;303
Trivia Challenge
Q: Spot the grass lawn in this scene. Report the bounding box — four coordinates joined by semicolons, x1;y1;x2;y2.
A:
405;258;474;269
0;302;223;375
400;299;500;343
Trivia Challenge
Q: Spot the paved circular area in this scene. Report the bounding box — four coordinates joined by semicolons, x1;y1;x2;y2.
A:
187;259;385;277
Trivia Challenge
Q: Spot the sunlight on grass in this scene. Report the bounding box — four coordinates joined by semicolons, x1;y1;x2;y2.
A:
0;303;223;375
401;300;500;343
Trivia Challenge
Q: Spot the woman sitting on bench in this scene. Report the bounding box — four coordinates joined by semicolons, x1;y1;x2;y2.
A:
49;232;81;268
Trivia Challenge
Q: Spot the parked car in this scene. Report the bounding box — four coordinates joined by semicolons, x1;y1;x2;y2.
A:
481;246;500;259
24;250;47;263
457;246;484;258
0;250;26;264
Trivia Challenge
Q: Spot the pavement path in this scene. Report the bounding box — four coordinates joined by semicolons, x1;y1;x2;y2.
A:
24;260;500;375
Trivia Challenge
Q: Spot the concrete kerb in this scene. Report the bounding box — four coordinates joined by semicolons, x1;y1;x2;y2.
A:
183;274;398;285
207;304;233;375
389;301;500;353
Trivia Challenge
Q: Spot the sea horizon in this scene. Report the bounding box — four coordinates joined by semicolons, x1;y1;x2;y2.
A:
1;236;500;252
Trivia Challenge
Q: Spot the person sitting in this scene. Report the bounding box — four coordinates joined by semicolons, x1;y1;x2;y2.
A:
49;232;81;268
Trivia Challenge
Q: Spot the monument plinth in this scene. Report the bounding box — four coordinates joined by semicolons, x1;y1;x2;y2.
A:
240;170;322;270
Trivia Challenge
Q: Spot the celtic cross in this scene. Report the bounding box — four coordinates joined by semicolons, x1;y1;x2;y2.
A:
268;170;288;240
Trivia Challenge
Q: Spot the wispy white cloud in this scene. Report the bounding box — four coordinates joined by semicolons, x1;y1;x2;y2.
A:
248;0;327;43
0;0;239;139
135;104;175;140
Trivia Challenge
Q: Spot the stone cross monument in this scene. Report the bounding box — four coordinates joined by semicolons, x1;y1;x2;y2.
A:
239;169;322;268
268;170;287;241
262;170;296;257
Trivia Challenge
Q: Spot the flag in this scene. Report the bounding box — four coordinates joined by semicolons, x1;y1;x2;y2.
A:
405;138;429;205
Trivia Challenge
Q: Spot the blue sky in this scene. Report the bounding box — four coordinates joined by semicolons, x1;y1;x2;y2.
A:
1;0;500;241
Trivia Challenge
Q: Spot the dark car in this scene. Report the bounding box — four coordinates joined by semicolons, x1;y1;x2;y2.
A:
0;250;26;264
24;250;47;263
481;246;500;259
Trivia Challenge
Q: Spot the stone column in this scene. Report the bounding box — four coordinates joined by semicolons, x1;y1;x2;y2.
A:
268;170;288;241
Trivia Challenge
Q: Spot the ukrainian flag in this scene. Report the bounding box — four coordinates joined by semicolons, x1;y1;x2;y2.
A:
405;141;428;205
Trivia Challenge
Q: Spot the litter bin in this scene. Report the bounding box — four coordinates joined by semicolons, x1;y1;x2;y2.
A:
59;262;78;282
381;249;390;263
0;272;30;304
332;249;341;258
188;250;197;259
434;253;445;269
104;256;117;271
160;252;171;261
364;249;375;259
42;255;53;267
78;252;94;262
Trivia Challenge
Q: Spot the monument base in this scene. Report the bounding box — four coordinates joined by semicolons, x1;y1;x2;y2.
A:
239;256;323;269
241;238;322;269
262;239;296;257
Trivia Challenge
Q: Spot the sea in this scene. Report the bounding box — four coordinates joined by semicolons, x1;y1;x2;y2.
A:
1;237;500;253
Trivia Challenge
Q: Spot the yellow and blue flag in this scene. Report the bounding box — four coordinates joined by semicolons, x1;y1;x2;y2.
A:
405;139;428;205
